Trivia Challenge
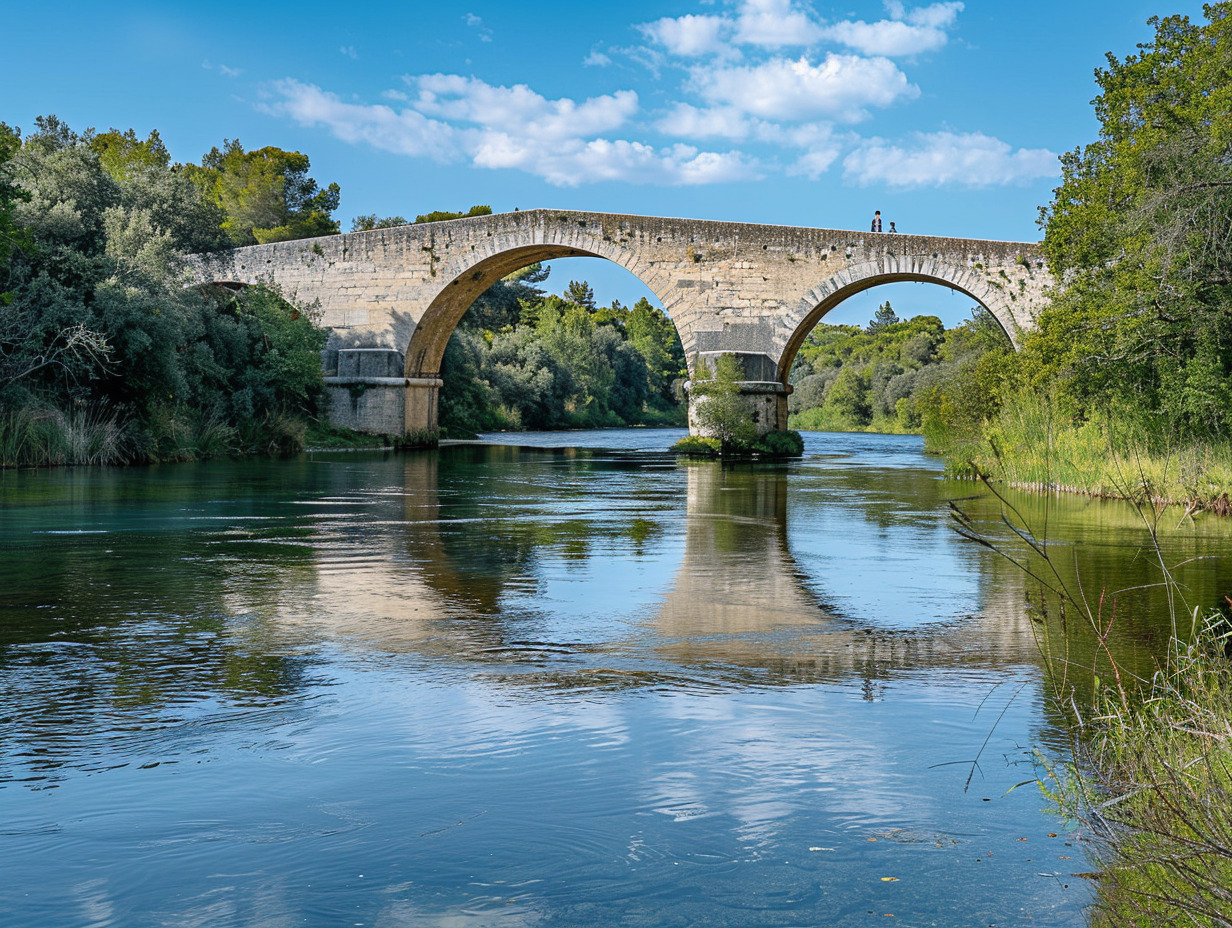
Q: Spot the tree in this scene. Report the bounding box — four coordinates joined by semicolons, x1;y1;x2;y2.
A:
1032;5;1232;439
691;353;757;453
1;116;328;460
565;280;596;311
626;297;686;404
350;214;407;232
824;367;872;426
185;140;341;245
0;122;29;304
868;300;900;331
414;205;492;224
90;128;170;179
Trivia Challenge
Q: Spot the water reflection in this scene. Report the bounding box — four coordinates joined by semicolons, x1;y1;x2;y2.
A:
3;436;1231;927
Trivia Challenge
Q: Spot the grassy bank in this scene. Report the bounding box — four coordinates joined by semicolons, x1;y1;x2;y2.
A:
0;402;397;467
1042;616;1232;926
928;395;1232;515
956;475;1232;925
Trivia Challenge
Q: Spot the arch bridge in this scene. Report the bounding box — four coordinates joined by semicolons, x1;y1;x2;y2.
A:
190;209;1053;436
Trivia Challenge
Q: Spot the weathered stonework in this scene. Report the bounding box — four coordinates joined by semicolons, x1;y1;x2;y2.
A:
190;209;1052;435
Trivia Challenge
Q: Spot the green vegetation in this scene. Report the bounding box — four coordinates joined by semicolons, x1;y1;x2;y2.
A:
352;205;493;231
415;204;492;224
673;354;803;458
951;472;1232;927
940;15;1232;916
0;116;335;466
350;214;407;232
184;139;340;245
1046;620;1232;927
922;6;1232;513
788;301;1012;435
438;265;688;436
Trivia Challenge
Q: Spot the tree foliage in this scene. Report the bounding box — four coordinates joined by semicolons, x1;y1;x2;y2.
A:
414;205;492;224
437;266;687;437
788;305;1010;434
690;353;758;453
185;140;340;246
350;214;408;232
1030;4;1232;440
1;117;327;462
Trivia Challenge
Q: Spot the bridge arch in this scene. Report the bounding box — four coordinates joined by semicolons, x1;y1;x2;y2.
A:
775;257;1024;384
403;228;674;379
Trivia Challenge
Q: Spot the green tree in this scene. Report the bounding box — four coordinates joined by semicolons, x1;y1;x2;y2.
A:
414;205;492;224
350;214;407;232
626;297;686;403
691;353;757;453
185;140;340;245
868;301;900;331
565;280;596;311
0;122;29;305
2;117;326;460
1031;5;1232;440
823;367;872;427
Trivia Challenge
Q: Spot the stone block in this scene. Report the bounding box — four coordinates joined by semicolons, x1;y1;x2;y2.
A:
337;348;404;379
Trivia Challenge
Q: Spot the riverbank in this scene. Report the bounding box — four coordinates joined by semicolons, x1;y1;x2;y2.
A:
926;401;1232;516
0;404;396;468
1042;618;1232;925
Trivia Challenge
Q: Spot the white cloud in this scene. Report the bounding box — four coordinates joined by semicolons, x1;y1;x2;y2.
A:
261;79;460;161
891;0;964;29
340;45;358;59
788;148;842;178
263;77;757;187
203;60;242;77
692;54;918;121
463;12;493;42
820;2;963;56
584;49;612;67
472;136;759;186
638;1;827;55
411;74;637;141
655;103;751;140
732;0;823;48
842;131;1058;187
639;14;730;57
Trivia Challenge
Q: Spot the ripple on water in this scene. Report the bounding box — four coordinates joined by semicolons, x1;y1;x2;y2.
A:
0;436;1173;925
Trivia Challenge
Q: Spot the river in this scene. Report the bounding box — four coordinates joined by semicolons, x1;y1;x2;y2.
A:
2;429;1228;926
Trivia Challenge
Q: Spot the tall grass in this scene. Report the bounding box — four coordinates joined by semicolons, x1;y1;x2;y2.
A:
0;403;136;466
954;473;1232;927
0;400;322;467
1051;619;1232;927
930;392;1232;513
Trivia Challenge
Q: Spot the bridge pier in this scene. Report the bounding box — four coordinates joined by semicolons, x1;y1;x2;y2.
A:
686;381;791;437
686;350;791;437
322;348;441;438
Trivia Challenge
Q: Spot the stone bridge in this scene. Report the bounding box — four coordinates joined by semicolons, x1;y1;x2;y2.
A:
190;209;1053;436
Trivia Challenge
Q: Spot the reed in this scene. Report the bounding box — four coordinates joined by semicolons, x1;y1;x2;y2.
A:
0;403;136;466
931;394;1232;514
954;473;1232;927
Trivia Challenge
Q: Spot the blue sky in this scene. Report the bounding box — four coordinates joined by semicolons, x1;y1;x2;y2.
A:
3;0;1207;326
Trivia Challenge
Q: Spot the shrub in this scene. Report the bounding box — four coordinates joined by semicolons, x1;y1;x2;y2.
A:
671;435;721;456
752;429;804;457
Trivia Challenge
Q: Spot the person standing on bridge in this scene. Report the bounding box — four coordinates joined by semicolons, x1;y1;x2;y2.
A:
888;222;897;233
871;211;882;233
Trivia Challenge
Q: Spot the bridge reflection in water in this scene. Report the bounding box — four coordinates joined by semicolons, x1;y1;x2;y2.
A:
225;446;1045;691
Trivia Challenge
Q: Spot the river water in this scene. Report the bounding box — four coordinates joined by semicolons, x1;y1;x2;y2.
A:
3;429;1229;926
